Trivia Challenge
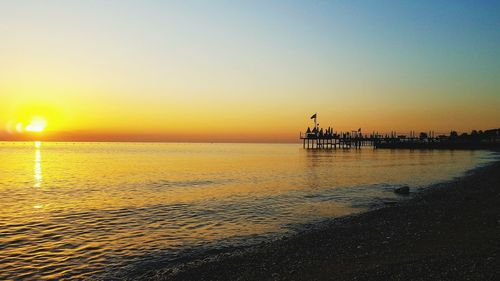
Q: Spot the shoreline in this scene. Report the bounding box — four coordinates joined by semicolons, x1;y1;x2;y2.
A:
136;158;500;281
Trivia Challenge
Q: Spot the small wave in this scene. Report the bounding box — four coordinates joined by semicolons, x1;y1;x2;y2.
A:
148;179;230;189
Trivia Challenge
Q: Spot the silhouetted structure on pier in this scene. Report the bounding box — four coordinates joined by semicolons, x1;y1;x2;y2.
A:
300;114;500;150
300;113;370;149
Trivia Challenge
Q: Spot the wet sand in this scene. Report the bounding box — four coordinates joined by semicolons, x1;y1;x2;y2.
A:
141;159;500;281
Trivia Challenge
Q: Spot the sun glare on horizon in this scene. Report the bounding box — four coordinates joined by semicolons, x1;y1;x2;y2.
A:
25;117;47;133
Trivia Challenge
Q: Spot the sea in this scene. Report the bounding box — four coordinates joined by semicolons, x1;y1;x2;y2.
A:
0;142;496;280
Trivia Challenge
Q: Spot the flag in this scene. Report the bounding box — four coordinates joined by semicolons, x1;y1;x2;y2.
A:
310;113;317;119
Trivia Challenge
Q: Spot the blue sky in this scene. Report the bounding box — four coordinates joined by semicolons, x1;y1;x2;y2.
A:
1;0;499;141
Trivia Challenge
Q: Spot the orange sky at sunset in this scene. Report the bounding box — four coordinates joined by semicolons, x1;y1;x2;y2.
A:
1;1;499;142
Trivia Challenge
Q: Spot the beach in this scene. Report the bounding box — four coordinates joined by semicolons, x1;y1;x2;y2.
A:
3;2;500;280
141;158;500;281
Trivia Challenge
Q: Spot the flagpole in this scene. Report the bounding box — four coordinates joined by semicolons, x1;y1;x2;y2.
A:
315;113;317;137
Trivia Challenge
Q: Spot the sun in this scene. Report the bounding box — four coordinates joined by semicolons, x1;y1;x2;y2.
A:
25;117;47;133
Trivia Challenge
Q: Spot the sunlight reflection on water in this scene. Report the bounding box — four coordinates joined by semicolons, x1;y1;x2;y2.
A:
34;144;42;188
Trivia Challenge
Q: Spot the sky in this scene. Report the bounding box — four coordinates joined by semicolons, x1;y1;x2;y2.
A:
1;0;499;142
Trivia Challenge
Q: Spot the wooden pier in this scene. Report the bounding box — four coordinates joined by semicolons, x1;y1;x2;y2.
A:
300;129;500;150
300;132;372;149
300;132;500;149
300;113;499;150
300;113;375;149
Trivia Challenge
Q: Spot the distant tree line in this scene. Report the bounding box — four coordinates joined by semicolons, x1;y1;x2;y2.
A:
447;128;500;143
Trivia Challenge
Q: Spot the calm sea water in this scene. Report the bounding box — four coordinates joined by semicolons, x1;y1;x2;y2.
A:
0;142;495;280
